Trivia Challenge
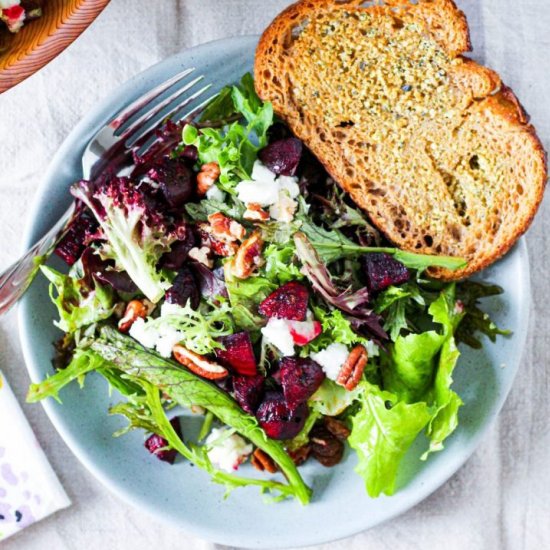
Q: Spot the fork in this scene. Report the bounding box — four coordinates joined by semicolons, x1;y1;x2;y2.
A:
0;67;215;315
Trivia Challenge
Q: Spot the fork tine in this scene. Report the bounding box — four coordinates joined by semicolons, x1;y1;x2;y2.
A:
122;75;207;146
109;67;195;132
127;82;214;149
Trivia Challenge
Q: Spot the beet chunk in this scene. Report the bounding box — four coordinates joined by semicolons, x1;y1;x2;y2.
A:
361;253;410;292
54;205;98;266
161;225;196;271
279;357;325;412
144;417;182;464
216;332;257;376
256;391;308;440
258;281;309;321
258;138;303;176
233;375;265;414
148;157;194;209
165;265;200;309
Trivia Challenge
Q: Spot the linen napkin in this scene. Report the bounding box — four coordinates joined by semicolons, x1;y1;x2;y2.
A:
0;370;70;541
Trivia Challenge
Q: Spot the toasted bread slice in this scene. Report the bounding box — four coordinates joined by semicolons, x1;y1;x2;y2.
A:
255;0;547;279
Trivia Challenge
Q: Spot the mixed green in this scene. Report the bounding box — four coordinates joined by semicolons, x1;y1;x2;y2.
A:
28;74;509;503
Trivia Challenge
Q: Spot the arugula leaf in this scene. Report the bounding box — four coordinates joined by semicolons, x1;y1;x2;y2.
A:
456;281;511;348
41;266;115;333
296;205;466;271
348;381;432;497
185;197;246;222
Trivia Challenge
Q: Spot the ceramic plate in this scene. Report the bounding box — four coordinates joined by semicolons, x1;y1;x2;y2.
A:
18;36;530;549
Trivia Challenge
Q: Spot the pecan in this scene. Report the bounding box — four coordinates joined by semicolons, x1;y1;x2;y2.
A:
197;221;239;257
229;231;264;279
288;444;311;466
243;203;270;222
196;162;221;195
172;344;228;380
336;344;368;391
118;299;149;332
324;417;350;441
310;425;344;468
250;448;278;474
207;212;246;242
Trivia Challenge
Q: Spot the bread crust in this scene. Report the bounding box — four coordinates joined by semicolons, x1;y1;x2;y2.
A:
255;0;547;280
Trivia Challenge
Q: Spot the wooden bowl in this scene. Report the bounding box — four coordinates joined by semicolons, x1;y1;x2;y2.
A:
0;0;110;93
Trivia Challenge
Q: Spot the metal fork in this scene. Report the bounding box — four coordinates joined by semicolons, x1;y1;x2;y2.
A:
0;67;215;315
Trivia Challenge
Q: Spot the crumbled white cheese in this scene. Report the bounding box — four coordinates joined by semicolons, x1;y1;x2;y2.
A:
129;303;186;358
269;191;298;222
206;184;226;202
188;246;213;268
311;343;350;381
261;318;295;356
236;161;300;219
206;428;252;472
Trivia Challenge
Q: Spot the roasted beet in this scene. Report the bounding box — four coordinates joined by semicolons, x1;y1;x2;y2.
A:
258;137;303;176
256;391;308;440
233;375;265;414
81;247;138;294
361;253;410;292
258;281;309;321
148;157;194;209
54;205;98;266
279;357;325;411
180;144;198;162
144;417;182;464
216;332;257;376
165;265;200;309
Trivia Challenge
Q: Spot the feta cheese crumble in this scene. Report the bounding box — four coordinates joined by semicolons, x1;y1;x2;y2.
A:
261;318;295;356
129;302;186;358
311;343;350;381
236;160;300;219
205;184;226;202
206;428;252;472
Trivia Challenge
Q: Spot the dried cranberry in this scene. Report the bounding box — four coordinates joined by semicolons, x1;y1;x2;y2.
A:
165;265;200;309
258;138;303;176
256;391;308;440
361;253;410;292
144;417;182;464
216;332;257;376
148;157;194;209
233;375;265;414
258;281;309;321
279;357;325;412
54;205;98;266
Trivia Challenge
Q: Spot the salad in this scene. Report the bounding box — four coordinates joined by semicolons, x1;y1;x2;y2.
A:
0;1;43;52
27;74;509;503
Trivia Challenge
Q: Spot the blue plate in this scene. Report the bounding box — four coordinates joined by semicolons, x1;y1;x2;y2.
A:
18;36;530;548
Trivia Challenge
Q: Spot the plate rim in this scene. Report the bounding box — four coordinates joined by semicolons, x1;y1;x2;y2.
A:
17;35;532;549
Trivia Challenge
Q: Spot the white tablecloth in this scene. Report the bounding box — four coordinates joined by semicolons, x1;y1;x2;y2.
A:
1;1;549;548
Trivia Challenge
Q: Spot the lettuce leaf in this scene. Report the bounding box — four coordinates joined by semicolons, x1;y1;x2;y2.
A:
348;381;432;497
41;265;115;333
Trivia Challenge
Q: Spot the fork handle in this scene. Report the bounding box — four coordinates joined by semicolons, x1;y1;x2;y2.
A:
0;203;76;315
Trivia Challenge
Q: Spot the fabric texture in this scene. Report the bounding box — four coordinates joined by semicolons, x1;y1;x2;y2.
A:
0;371;70;541
0;1;549;549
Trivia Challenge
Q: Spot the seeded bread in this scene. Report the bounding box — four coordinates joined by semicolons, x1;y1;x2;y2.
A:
255;0;547;279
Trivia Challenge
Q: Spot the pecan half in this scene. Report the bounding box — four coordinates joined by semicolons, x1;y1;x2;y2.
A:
250;448;278;474
324;417;351;441
336;344;368;391
243;203;270;222
118;299;149;332
207;212;246;242
229;231;264;279
288;445;311;466
197;222;239;257
196;162;221;195
310;425;344;468
172;344;228;380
